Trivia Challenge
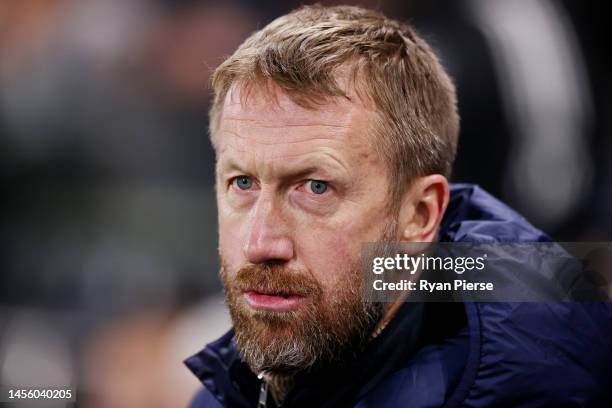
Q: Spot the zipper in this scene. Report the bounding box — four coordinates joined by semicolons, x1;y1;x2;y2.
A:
257;372;269;408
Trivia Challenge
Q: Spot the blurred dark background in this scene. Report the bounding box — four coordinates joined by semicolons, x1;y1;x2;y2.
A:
0;1;610;407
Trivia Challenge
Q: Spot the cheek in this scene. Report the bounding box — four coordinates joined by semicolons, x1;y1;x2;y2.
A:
299;211;388;291
218;212;246;275
301;233;357;291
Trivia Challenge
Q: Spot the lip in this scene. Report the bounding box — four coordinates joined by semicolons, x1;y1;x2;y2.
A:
243;290;306;312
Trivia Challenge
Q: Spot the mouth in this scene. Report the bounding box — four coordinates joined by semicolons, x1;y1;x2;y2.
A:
243;289;306;312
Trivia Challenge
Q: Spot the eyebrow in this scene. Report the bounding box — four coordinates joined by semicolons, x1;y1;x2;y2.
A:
218;156;348;182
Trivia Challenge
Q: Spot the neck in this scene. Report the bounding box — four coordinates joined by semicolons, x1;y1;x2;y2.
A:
264;372;295;406
370;293;407;339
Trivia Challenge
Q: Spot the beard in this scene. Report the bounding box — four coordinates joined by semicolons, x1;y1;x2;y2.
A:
220;220;397;376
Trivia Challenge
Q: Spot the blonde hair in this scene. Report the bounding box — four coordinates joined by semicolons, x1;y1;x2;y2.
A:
209;4;459;203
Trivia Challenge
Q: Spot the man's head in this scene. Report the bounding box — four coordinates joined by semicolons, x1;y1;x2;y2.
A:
211;5;459;375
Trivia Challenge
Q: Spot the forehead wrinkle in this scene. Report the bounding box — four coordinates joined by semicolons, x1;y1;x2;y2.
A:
218;126;351;147
221;116;351;130
223;84;359;129
221;141;351;175
218;123;373;178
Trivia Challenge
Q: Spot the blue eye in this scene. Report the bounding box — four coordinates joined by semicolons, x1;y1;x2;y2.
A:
307;180;328;194
234;176;253;190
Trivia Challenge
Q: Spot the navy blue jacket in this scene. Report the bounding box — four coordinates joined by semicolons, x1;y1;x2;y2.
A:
185;184;612;407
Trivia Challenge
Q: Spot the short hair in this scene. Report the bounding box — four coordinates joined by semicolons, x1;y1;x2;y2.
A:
209;4;459;205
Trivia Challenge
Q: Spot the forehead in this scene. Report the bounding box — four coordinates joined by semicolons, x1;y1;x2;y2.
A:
217;81;376;151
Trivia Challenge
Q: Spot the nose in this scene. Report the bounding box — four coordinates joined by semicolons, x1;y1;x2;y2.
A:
243;195;294;264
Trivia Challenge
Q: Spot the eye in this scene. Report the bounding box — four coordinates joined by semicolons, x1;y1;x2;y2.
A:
233;176;253;190
306;179;328;195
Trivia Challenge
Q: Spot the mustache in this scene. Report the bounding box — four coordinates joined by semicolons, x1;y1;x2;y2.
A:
228;263;323;298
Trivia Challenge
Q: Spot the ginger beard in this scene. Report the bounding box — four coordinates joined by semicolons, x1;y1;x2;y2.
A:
221;261;383;375
220;222;397;376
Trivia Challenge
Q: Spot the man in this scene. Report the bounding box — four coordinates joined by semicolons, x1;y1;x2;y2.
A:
185;5;611;407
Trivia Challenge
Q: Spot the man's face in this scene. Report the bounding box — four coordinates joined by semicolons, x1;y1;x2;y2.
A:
216;82;395;374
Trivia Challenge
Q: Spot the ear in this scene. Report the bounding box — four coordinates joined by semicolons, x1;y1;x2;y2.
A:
397;175;450;242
